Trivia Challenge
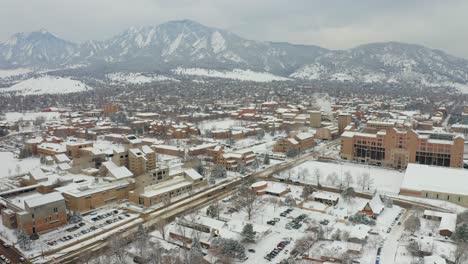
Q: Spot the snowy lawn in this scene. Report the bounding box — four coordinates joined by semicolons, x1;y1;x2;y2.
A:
0;151;41;178
3;111;62;122
278;160;405;194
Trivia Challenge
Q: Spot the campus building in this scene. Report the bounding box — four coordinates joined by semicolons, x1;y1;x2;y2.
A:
129;169;207;207
338;113;352;134
1;191;67;235
309;111;322;128
400;163;468;207
340;128;464;169
273;132;315;153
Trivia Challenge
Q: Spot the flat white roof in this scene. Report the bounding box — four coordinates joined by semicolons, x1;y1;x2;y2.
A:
142;180;192;198
401;164;468;195
25;192;64;208
184;169;203;181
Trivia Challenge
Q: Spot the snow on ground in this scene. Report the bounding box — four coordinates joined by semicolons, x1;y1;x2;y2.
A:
198;118;251;130
0;68;32;79
3;111;61;122
278;160;405;194
312;93;333;115
0;75;91;95
289;63;326;80
211;31;226;53
106;72;178;84
172;68;291;82
0;152;41;178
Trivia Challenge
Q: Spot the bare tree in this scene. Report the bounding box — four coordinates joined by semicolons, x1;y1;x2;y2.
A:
454;242;468;264
343;171;354;189
326;172;339;187
341;187;356;202
146;240;164;264
406;240;423;257
156;219;168;240
301;185;316;200
404;215;421;233
457;210;468;225
292;235;317;257
135;224;149;255
284;195;296;207
313;168;321;186
234;186;260;220
108;236;128;264
298;168;310;180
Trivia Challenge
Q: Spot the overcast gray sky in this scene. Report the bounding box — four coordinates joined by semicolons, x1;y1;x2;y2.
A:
1;0;468;58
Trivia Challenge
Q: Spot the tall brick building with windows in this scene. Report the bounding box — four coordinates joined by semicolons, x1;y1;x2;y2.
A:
340;128;464;169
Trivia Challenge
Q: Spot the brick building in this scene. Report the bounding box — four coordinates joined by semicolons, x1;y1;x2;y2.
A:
340;128;464;169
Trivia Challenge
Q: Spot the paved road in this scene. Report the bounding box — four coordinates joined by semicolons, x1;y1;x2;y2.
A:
0;239;24;264
379;209;409;264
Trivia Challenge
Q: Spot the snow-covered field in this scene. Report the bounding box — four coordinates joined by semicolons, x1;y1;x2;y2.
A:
278;160;405;194
0;68;32;79
172;68;291;82
0;75;91;95
198;118;251;130
3;111;61;122
0;152;40;178
107;72;178;84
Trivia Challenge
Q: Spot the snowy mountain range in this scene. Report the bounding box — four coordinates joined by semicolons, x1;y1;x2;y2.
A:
1;19;468;89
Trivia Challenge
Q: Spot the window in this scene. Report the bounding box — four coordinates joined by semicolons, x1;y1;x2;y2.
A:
53;207;58;213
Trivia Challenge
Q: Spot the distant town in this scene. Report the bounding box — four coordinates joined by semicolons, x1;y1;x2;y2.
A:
0;85;466;264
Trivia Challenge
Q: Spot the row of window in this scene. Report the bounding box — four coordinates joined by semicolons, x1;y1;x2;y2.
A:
415;152;451;167
426;192;463;202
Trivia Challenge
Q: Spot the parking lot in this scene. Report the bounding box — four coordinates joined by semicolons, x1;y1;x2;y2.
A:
40;209;136;249
0;239;25;264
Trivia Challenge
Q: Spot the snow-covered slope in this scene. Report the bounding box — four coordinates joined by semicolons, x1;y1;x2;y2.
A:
0;68;32;79
107;72;178;84
173;68;291;82
0;76;91;95
1;21;468;91
290;42;468;91
0;30;78;68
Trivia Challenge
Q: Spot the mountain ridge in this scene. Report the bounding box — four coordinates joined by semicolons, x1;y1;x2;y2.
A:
1;19;468;90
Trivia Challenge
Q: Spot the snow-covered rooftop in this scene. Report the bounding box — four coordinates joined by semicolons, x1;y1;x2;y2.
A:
401;163;468;195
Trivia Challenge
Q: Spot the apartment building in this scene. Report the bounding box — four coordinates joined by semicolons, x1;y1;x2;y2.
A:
103;103;119;115
128;146;156;176
37;142;67;156
340;128;464;169
66;141;94;158
188;143;217;156
153;144;185;156
218;150;256;171
338;113;352;134
309;111;322;128
315;125;339;140
273;132;315;153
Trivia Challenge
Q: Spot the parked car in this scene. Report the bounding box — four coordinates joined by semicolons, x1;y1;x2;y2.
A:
248;249;256;253
319;219;329;225
133;256;149;264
